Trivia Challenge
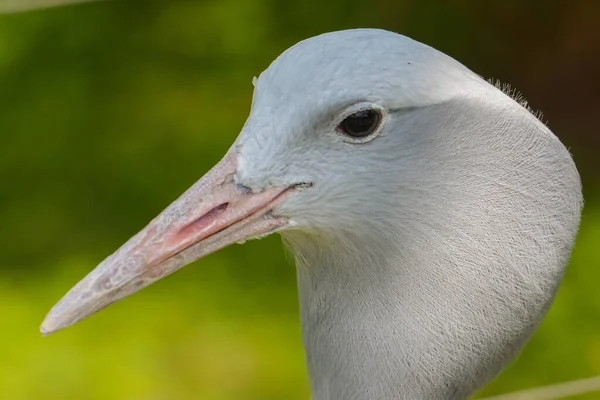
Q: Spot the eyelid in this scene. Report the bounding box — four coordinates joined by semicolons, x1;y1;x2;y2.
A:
338;102;386;121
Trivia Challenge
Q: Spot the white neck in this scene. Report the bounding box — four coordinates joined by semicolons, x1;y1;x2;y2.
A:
287;232;510;400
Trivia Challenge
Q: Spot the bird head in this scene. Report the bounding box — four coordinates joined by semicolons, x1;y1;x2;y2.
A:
40;29;581;349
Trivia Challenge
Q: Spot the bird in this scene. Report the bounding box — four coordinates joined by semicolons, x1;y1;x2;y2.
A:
40;29;582;399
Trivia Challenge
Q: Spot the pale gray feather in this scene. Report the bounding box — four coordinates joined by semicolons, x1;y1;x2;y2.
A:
234;29;582;399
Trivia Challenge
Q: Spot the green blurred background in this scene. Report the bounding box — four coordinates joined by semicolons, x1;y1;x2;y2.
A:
0;0;599;399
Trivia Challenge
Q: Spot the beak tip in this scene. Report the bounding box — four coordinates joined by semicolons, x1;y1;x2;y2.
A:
40;308;69;336
40;323;53;337
40;315;59;336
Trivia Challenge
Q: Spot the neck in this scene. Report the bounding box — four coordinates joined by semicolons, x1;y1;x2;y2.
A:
283;194;571;399
286;232;492;400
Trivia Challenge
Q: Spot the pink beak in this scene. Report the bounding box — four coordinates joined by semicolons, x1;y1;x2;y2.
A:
41;150;296;335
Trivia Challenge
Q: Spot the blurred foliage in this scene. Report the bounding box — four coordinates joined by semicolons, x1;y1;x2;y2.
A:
0;0;598;399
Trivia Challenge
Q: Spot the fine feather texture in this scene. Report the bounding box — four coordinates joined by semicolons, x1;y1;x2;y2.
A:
488;79;546;122
233;29;583;399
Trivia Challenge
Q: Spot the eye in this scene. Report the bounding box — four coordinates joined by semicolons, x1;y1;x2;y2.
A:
338;109;381;139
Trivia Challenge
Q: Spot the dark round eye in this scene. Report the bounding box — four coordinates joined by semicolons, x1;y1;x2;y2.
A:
338;109;381;139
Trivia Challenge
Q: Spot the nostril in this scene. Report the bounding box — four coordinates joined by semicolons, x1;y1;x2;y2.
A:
213;203;229;213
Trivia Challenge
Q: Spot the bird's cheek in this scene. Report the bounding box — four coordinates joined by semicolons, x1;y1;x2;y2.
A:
274;191;324;229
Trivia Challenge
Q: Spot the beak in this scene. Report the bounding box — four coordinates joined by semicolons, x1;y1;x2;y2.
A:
41;150;295;335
